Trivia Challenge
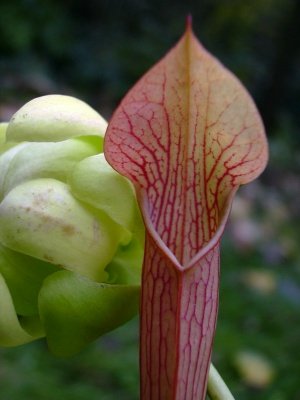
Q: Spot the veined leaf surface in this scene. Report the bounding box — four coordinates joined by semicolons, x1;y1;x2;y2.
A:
105;22;268;400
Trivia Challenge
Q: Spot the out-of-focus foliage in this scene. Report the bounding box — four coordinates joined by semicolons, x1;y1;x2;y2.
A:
0;1;299;400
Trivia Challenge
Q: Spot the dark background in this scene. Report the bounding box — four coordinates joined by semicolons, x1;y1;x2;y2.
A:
0;1;299;399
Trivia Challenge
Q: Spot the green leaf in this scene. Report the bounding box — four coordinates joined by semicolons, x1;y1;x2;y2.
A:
0;272;43;346
69;153;142;244
0;122;18;154
18;315;45;338
0;178;122;281
106;237;143;285
0;122;8;147
38;270;140;356
0;243;58;316
6;95;107;143
0;142;28;200
0;137;101;200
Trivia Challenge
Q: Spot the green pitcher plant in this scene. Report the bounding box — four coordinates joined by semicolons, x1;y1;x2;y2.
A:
0;94;144;357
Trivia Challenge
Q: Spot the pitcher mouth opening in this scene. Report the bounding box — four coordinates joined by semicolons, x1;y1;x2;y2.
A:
137;186;239;272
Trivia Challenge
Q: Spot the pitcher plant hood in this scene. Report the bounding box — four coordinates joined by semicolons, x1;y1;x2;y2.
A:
105;21;268;400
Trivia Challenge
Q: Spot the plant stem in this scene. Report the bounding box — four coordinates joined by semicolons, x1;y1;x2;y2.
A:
207;364;235;400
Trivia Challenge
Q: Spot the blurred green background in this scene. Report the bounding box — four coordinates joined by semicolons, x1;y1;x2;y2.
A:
0;0;299;399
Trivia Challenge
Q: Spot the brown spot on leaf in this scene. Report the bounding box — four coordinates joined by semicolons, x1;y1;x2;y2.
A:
44;254;54;262
62;224;75;235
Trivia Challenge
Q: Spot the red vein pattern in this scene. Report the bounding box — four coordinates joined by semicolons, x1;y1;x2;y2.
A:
141;232;220;399
105;24;268;400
